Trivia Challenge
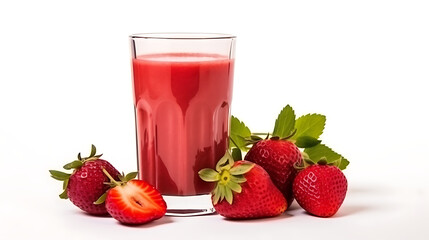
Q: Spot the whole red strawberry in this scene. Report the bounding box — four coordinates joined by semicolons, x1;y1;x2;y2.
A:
49;145;120;215
244;137;302;206
100;170;167;225
293;159;348;217
199;151;287;219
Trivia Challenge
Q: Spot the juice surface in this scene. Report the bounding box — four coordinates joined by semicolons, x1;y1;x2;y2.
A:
132;53;234;195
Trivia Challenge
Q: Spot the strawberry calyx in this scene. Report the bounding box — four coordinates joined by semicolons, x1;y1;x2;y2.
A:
93;169;138;205
241;129;300;151
63;144;103;170
294;152;343;170
49;144;103;199
48;170;71;199
198;150;255;205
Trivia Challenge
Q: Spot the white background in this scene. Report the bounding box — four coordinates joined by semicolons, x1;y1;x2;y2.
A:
1;0;428;239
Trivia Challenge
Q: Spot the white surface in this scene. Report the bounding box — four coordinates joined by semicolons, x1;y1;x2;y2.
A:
1;0;429;239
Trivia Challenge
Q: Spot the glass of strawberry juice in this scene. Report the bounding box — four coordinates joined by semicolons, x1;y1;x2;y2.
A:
130;33;236;216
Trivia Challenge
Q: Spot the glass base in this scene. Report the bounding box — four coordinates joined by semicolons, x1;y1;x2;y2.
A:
163;194;216;216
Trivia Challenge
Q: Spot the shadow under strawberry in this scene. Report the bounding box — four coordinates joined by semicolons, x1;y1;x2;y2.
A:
116;216;175;228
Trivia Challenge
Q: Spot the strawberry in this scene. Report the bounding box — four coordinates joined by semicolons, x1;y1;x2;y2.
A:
49;145;120;215
199;151;287;219
293;158;348;217
100;169;167;224
244;137;302;207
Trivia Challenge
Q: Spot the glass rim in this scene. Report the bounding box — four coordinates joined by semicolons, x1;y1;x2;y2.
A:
129;32;236;40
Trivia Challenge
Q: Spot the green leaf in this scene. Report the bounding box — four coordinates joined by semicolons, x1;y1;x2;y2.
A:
330;157;343;168
295;136;322;148
218;184;227;202
198;169;220;182
291;114;326;140
231;148;242;161
338;158;349;170
63;160;83;170
272;105;296;138
62;178;69;190
125;172;138;181
94;191;108;205
50;175;66;181
49;170;71;181
227;181;242;193
89;144;97;157
212;184;221;205
304;144;349;170
229;163;254;175
229;116;251;151
215;151;234;172
216;158;228;172
230;175;247;183
59;189;68;199
224;187;233;204
250;135;263;141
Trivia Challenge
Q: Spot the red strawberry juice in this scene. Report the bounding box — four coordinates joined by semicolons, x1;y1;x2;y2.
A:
132;53;234;196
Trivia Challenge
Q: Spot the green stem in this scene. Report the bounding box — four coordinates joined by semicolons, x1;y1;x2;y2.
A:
283;129;297;140
83;154;103;163
229;137;240;149
102;168;120;186
252;132;271;135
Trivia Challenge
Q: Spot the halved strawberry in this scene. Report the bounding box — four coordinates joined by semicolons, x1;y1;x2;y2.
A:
99;169;167;224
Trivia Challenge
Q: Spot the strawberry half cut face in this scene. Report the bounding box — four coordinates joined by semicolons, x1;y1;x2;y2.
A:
105;180;167;224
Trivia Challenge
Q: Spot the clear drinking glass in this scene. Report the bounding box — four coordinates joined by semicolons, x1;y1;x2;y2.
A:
130;33;236;216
